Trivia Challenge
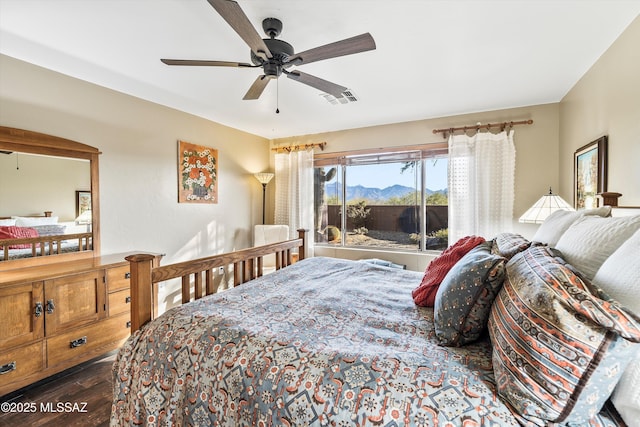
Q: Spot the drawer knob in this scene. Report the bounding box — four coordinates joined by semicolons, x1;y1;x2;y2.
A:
126;321;131;328
125;296;131;304
70;336;87;348
0;361;16;375
124;272;131;279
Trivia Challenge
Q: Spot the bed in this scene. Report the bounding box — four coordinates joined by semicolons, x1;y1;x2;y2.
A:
112;210;640;426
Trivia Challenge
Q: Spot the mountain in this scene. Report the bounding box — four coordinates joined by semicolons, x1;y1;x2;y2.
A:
324;183;447;202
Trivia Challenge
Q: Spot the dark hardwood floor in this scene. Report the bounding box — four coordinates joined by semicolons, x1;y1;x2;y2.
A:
0;352;115;427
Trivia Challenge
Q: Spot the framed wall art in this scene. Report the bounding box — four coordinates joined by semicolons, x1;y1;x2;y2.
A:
574;135;607;209
75;190;92;218
178;140;218;204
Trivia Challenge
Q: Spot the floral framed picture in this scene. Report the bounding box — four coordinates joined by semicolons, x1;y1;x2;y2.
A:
178;140;218;204
574;135;607;209
75;190;92;223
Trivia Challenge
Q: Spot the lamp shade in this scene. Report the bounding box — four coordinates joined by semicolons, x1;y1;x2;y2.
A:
519;188;574;224
254;172;274;185
75;209;92;224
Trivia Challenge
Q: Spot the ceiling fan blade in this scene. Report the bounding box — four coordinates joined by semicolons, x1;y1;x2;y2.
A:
287;33;375;66
286;71;347;98
207;0;272;60
161;59;253;67
243;75;272;100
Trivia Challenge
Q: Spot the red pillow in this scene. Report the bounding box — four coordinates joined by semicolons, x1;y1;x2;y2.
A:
412;235;486;306
0;225;39;249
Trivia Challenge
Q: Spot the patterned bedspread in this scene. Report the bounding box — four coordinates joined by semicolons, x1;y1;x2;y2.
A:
110;257;624;427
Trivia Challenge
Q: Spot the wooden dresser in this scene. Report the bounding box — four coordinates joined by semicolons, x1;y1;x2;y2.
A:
0;252;161;397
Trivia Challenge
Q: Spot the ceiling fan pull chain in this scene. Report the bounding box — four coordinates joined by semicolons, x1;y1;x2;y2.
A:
276;78;280;114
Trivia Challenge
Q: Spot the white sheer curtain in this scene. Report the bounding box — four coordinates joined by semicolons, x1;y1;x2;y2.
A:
274;149;315;257
448;130;516;243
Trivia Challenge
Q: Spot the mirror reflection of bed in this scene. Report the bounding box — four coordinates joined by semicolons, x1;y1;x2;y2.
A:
0;127;99;268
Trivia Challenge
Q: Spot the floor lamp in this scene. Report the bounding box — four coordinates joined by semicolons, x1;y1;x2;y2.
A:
254;172;274;224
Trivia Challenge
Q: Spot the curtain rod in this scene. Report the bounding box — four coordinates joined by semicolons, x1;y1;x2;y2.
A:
432;119;533;138
271;142;326;153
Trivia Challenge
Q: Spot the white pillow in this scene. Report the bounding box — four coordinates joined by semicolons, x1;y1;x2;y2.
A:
593;229;640;427
554;214;640;280
593;228;640;312
0;218;16;226
612;357;640;427
14;216;59;227
532;206;611;247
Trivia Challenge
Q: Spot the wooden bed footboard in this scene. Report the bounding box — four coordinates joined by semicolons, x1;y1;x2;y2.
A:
126;229;307;332
0;232;93;261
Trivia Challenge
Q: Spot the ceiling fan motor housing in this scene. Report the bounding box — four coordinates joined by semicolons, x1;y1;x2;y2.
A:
251;38;295;76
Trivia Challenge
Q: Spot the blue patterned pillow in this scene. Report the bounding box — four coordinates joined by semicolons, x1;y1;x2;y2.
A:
488;245;640;425
433;242;506;347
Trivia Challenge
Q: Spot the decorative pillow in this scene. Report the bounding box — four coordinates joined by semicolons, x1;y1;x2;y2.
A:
0;218;16;226
612;357;640;425
592;228;640;313
491;232;531;259
14;216;59;227
433;242;506;346
412;235;485;307
592;228;640;425
488;245;640;425
31;224;67;236
555;214;640;280
532;206;611;246
0;225;39;249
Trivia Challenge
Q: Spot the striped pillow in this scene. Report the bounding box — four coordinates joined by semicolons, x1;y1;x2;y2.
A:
488;245;640;425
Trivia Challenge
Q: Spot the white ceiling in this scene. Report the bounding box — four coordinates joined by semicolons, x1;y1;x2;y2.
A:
1;1;639;139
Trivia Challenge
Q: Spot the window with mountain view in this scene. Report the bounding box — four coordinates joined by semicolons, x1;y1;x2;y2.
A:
314;147;448;251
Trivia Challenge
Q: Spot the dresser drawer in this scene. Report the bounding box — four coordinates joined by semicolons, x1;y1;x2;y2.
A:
108;288;131;316
107;265;131;292
0;341;45;385
46;314;131;368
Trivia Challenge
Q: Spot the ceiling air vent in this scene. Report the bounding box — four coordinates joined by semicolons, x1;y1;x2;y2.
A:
320;89;359;105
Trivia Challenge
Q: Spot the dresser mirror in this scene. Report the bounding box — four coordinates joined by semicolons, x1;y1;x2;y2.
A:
0;126;100;270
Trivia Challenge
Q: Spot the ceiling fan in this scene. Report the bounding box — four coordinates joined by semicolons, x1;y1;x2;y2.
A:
161;0;376;101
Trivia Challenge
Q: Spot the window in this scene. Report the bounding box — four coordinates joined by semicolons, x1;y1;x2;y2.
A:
314;145;448;251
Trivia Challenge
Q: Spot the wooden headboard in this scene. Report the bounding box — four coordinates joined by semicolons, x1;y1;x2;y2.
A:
0;211;53;220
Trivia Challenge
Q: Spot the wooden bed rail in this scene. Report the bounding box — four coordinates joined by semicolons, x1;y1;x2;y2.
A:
0;232;92;261
126;229;307;332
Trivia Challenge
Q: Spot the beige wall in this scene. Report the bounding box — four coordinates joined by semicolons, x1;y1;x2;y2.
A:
0;55;271;267
272;103;560;269
559;15;640;207
0;154;90;221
